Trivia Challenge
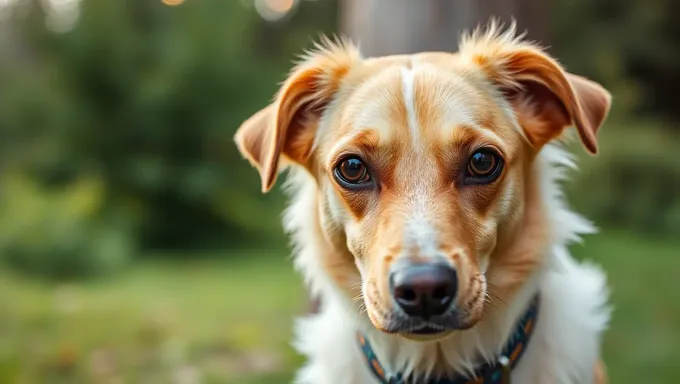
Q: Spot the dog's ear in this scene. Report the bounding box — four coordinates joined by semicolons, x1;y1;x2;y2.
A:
234;38;360;192
460;22;611;154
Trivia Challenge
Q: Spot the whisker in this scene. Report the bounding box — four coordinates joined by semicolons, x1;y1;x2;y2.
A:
486;283;508;307
350;280;364;290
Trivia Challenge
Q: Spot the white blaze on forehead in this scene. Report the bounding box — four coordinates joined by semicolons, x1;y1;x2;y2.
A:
400;65;420;145
399;64;441;260
401;188;440;260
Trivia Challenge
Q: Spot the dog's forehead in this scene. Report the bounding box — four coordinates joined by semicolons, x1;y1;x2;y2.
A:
334;58;503;151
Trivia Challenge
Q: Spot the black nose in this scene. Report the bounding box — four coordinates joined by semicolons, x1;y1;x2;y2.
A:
389;263;457;319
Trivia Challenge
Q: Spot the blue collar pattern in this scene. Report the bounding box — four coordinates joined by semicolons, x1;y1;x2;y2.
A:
357;294;540;384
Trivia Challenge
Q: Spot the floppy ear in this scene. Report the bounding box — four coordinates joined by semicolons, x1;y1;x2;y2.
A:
460;22;611;154
234;39;361;192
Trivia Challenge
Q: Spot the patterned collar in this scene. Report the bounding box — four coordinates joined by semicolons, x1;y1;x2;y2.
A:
357;294;540;384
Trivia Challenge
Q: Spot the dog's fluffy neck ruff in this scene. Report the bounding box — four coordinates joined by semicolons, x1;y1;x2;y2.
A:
283;144;605;383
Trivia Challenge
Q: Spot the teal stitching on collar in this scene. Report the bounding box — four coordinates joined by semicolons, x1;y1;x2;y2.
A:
357;294;540;384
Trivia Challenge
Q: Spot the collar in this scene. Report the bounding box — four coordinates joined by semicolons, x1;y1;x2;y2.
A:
357;294;540;384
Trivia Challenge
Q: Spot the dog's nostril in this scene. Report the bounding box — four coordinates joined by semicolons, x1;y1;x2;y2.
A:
432;285;449;301
397;287;417;302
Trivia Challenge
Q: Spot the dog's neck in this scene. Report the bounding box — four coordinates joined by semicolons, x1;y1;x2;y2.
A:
282;144;593;381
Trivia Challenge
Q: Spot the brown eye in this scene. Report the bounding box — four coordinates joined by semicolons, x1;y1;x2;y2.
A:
334;157;372;188
464;149;503;185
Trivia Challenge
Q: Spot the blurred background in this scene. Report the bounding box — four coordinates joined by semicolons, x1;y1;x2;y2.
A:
0;0;678;383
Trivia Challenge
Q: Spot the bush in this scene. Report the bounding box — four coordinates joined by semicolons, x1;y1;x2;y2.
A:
0;173;135;279
0;0;337;263
566;118;680;237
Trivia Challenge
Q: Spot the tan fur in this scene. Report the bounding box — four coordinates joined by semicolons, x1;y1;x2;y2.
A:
594;359;608;384
235;21;611;381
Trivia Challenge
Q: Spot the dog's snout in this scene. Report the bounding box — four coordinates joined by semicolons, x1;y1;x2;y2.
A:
389;263;457;319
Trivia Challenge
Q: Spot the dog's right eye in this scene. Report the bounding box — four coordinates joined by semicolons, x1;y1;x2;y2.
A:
463;148;504;186
334;157;373;189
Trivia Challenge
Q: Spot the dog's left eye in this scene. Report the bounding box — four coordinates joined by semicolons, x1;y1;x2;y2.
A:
334;156;373;189
464;148;503;185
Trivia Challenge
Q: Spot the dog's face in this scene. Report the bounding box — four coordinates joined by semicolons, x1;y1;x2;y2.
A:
235;27;610;340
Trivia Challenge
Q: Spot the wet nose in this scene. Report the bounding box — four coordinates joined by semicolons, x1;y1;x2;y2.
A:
389;263;457;319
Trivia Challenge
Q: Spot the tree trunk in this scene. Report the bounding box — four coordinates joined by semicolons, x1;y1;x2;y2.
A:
340;0;549;56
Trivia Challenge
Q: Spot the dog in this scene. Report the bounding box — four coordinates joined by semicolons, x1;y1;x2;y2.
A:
235;21;612;384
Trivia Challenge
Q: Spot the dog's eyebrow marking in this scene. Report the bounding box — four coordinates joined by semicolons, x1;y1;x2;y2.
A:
324;129;380;167
448;122;505;147
325;133;358;166
400;65;420;146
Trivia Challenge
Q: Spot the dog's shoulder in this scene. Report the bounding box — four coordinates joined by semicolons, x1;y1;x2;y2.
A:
517;247;611;383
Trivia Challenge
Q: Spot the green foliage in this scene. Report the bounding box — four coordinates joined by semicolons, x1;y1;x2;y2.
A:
567;118;680;237
0;0;336;276
551;0;680;237
553;0;680;123
0;173;134;279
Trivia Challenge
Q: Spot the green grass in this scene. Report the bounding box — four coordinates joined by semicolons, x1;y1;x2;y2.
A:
0;250;306;384
0;229;678;383
571;228;680;383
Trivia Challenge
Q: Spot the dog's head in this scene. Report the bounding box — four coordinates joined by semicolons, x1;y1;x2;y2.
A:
235;24;611;340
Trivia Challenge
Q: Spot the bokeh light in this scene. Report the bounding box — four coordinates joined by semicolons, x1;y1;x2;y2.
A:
161;0;185;6
45;0;81;33
254;0;298;22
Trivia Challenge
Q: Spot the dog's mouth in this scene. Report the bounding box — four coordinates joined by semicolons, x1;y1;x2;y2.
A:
399;324;454;341
411;326;443;335
375;302;482;340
